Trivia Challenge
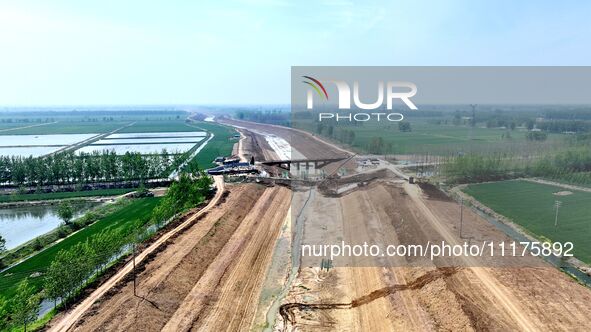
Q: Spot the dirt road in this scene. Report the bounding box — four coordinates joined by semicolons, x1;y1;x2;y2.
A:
55;181;290;332
228;120;591;331
49;118;591;331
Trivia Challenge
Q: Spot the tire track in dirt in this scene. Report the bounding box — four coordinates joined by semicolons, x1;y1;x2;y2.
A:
403;182;540;331
194;187;292;332
279;267;458;328
70;183;266;331
161;186;291;332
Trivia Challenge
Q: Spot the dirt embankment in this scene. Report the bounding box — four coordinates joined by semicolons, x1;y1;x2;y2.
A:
68;183;290;332
219;118;348;160
279;267;459;325
203;120;591;331
282;172;591;331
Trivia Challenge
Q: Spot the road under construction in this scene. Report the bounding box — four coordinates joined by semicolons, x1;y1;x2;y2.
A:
47;118;591;331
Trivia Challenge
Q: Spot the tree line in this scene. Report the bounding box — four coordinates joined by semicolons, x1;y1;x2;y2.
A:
0;172;213;330
0;150;183;186
443;147;591;185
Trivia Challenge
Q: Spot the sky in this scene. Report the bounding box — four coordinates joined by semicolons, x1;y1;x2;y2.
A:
1;0;590;106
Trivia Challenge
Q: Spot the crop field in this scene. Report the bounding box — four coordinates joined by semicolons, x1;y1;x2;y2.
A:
0;111;190;135
463;180;591;263
295;118;565;155
0;197;161;298
0;188;134;203
0;121;128;135
118;119;200;133
185;121;237;168
0;113;217;159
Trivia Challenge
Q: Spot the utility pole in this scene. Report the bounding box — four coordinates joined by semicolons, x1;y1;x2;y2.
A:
469;104;477;141
554;200;562;228
459;197;464;238
132;242;137;297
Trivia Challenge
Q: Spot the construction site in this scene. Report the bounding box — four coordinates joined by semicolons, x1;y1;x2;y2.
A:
46;118;591;332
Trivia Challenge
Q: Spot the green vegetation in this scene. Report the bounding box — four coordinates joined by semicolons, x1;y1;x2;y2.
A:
8;279;40;332
56;202;74;225
0;150;182;186
0;166;213;329
526;131;548;141
1;201;132;269
0;121;129;135
0;197;161;299
444;147;591;185
0;110;189;135
463;180;591;263
0;188;134;203
151;172;212;225
185;121;236;168
118;119;200;133
288;112;566;155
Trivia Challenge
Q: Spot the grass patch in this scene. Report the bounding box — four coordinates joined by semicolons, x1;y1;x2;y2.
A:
295;118;565;155
186;121;237;168
3;121;131;135
0;197;161;298
1;113;192;135
0;188;134;203
463;180;591;263
118;120;201;133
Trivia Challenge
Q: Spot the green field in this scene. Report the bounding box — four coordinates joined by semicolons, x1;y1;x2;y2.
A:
0;188;135;203
463;180;591;263
186;121;237;168
0;121;130;135
0;112;192;135
0;197;161;298
295;118;564;155
119;119;202;133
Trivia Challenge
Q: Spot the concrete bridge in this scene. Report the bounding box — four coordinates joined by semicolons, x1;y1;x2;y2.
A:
258;156;348;171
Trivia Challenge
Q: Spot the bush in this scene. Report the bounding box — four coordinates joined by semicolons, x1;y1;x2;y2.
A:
526;131;547;141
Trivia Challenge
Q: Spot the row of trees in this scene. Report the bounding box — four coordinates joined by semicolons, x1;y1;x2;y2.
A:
0;172;214;330
0;279;40;331
0;150;183;186
151;172;213;225
537;120;591;133
235;109;290;126
44;227;131;310
443;147;591;184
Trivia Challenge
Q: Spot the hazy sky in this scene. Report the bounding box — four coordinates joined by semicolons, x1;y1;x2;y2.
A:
1;0;590;106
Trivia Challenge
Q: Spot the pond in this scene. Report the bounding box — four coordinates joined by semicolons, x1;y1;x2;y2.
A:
76;143;198;155
0;133;97;147
105;131;206;139
0;202;100;250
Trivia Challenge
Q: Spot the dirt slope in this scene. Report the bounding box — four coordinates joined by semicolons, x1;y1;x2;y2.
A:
63;183;290;332
48;176;226;332
224;120;591;331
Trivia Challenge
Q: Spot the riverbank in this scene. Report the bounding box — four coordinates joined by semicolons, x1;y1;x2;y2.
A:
0;188;134;205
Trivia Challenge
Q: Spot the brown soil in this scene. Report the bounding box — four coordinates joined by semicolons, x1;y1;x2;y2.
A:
68;183;290;332
417;182;454;202
56;119;591;332
223;121;591;332
219;118;349;160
